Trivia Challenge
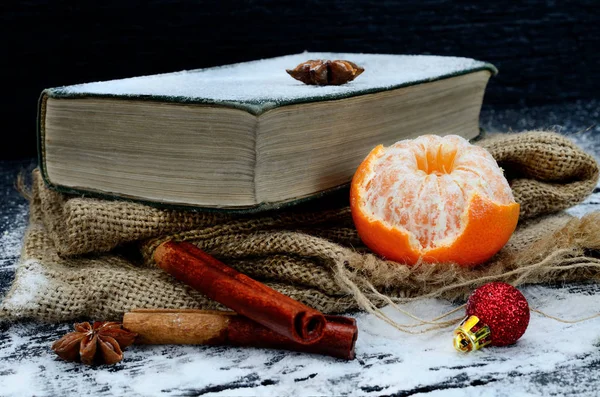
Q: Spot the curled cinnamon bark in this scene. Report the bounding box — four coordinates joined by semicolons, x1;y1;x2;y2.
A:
123;309;357;360
154;241;326;344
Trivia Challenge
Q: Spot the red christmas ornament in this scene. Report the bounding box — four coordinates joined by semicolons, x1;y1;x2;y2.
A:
453;282;530;352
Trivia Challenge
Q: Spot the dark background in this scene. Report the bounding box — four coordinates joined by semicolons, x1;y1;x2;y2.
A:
1;0;598;160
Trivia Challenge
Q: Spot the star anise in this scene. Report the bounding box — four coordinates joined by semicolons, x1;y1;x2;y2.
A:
286;59;364;85
51;321;138;365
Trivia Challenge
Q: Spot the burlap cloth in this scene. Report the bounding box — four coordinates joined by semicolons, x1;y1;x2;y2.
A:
1;131;600;323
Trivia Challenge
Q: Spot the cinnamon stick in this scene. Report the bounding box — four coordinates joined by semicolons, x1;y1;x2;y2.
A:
123;309;357;360
154;241;326;344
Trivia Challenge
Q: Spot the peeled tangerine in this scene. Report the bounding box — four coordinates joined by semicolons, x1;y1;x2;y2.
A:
350;135;519;267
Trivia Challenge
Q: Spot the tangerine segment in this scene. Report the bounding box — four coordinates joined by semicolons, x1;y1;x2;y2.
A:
350;135;520;267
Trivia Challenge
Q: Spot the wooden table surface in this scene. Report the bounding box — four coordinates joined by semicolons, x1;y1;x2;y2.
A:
1;101;599;396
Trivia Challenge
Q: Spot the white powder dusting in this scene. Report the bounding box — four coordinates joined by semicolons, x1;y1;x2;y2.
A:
0;202;27;271
1;284;599;396
0;363;43;396
53;52;492;111
566;132;600;218
1;260;49;311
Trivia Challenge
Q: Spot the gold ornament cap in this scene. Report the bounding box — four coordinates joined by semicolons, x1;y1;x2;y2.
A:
453;315;492;353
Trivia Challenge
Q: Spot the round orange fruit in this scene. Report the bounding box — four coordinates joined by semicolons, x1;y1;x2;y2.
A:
350;135;519;267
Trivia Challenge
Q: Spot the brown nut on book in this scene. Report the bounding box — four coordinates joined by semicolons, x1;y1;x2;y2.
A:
286;59;364;85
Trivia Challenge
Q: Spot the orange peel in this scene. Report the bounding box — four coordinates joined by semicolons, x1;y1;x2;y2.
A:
350;135;519;267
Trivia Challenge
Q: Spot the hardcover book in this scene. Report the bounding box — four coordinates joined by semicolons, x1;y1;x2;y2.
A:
38;52;496;210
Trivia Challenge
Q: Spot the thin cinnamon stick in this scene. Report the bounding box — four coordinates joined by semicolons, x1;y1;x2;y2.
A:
123;309;358;360
154;241;326;344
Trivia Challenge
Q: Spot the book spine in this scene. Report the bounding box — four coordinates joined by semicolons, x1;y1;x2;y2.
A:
36;91;52;188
